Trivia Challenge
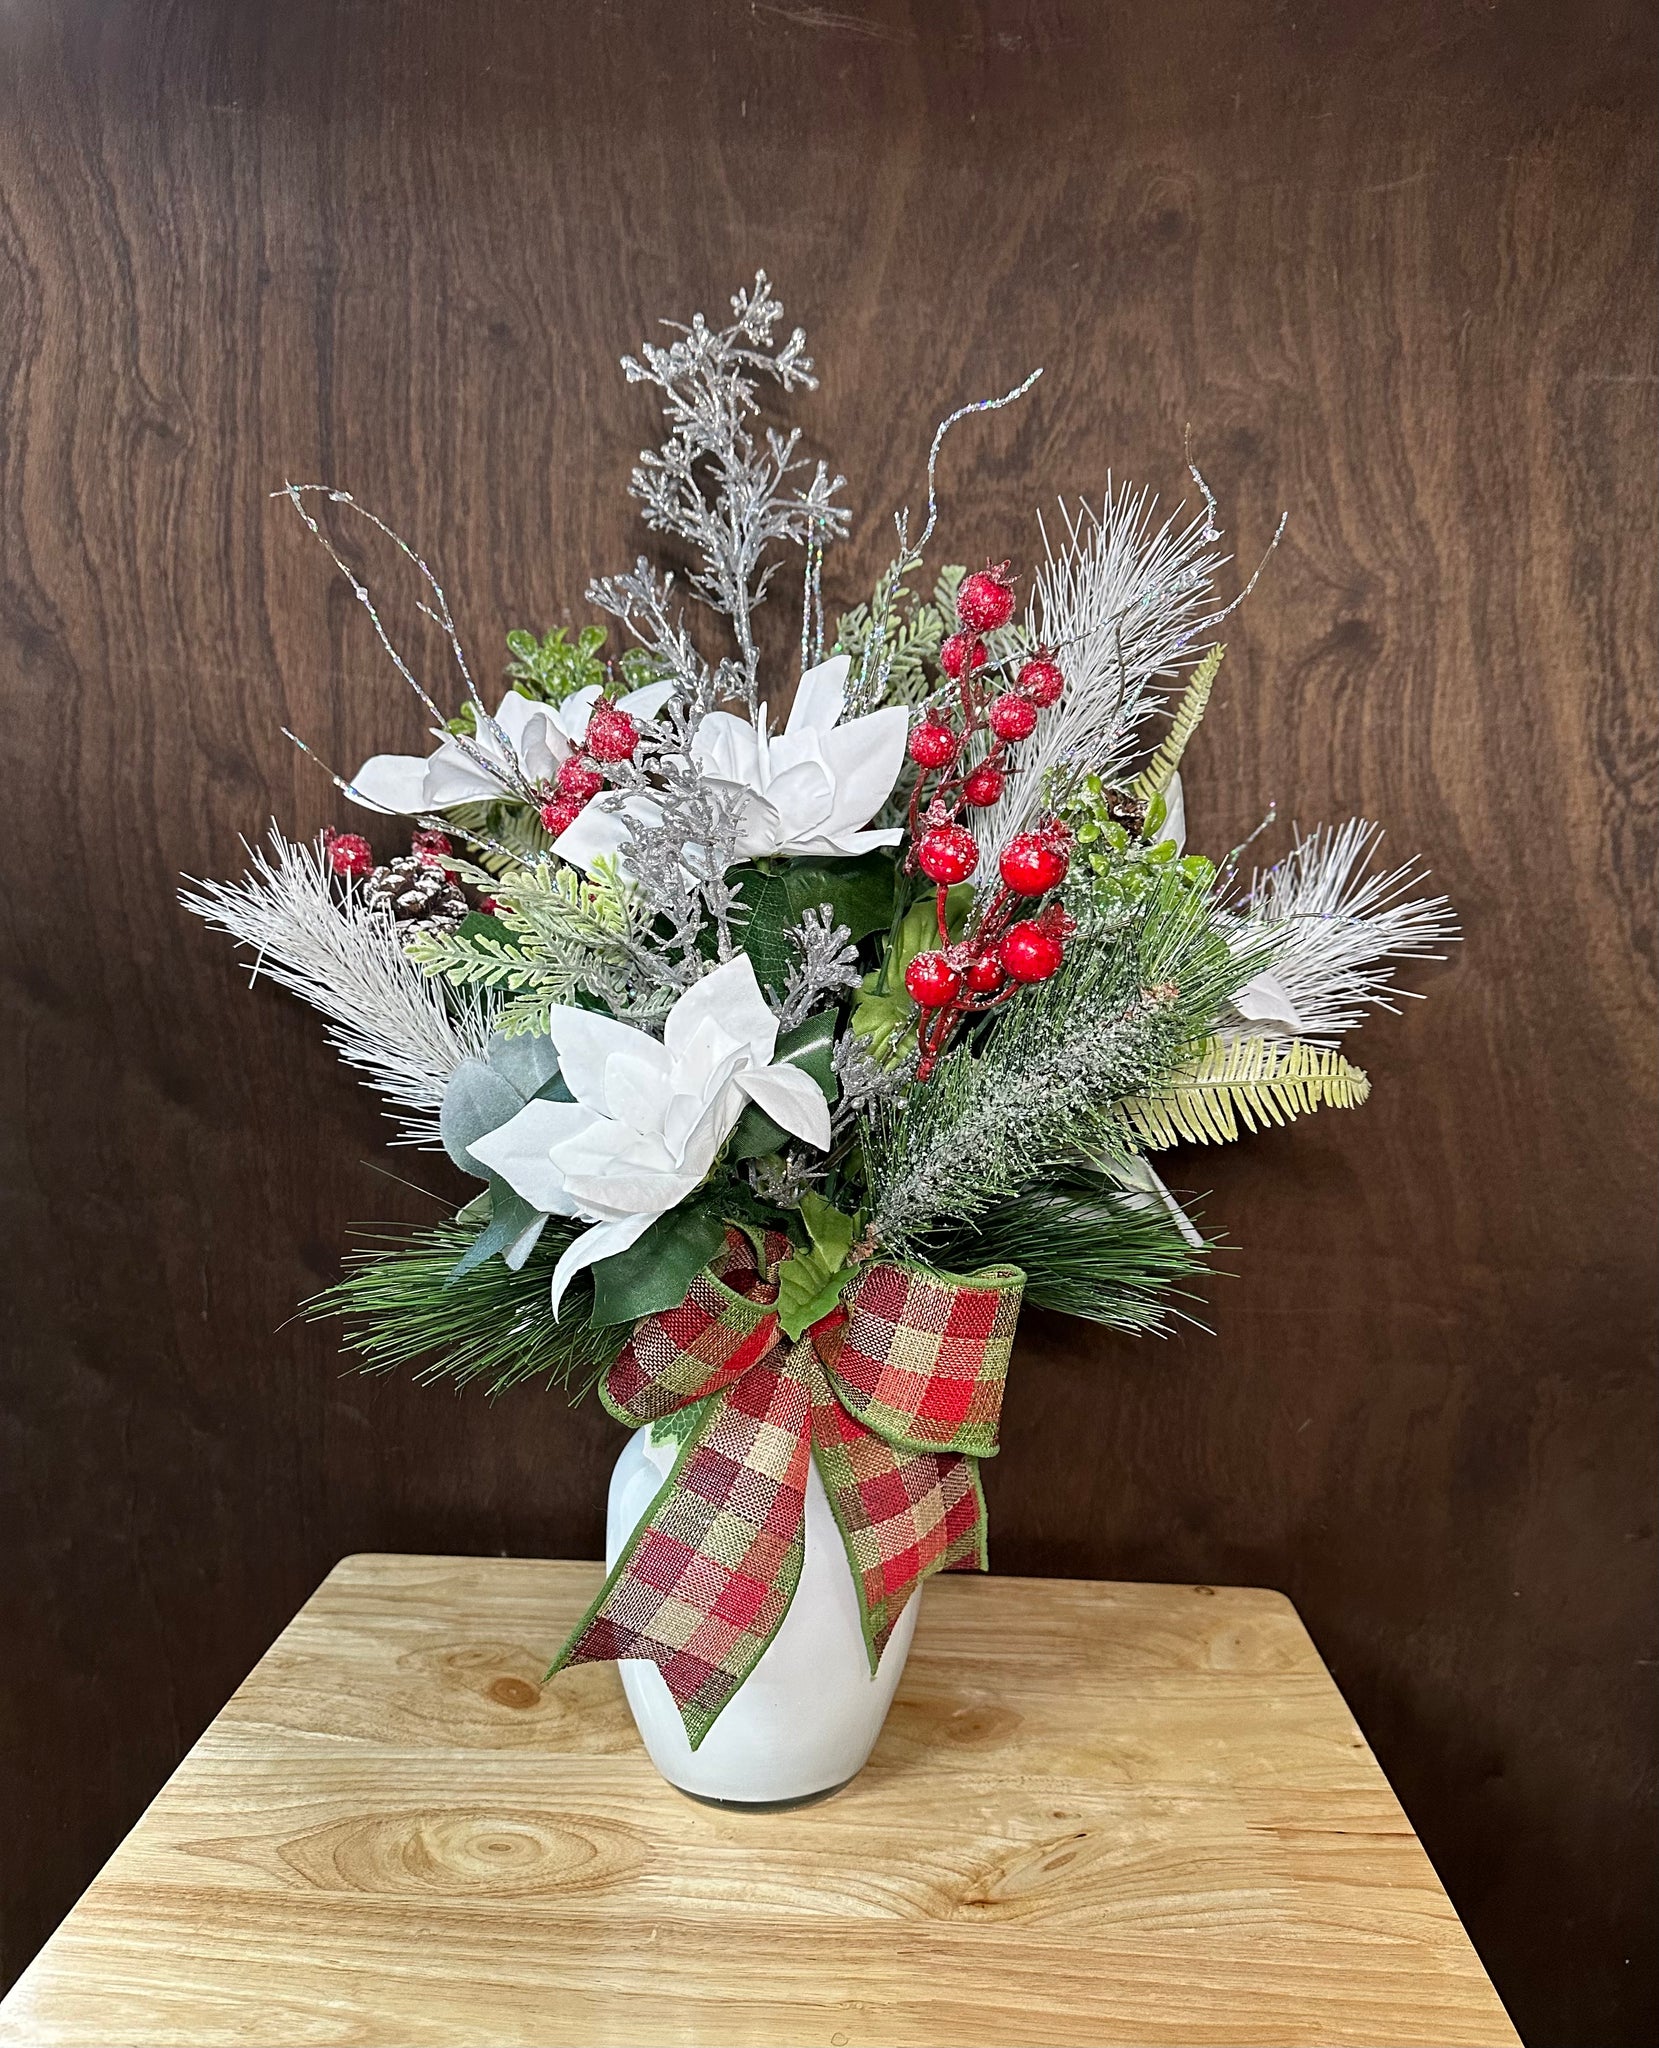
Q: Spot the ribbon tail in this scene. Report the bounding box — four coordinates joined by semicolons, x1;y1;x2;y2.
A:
552;1340;815;1750
808;1357;989;1678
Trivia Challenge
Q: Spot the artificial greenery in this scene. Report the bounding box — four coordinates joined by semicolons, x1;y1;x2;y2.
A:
926;1176;1210;1334
1122;1036;1371;1149
1130;643;1225;801
446;625;659;738
309;1217;628;1397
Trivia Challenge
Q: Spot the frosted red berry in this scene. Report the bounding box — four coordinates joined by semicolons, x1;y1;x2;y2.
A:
988;692;1039;741
999;830;1071;896
556;753;605;804
905;950;960;1009
410;828;453;867
1000;920;1065;982
940;630;987;681
957;563;1017;635
908;717;960;769
965;953;1005;994
324;829;375;879
540;797;584;837
477;896;499;916
584;701;639;762
961;762;1005;807
1016;655;1065;707
917;822;979;885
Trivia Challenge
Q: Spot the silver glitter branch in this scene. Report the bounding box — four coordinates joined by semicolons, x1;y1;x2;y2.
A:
1234;821;1460;1038
604;272;850;701
775;906;861;1031
180;827;497;1145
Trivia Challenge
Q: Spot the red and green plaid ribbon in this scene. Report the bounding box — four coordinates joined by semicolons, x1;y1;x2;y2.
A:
551;1229;1023;1748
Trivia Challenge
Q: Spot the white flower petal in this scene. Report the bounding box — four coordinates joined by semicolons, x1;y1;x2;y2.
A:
1230;968;1305;1037
812;705;909;837
663;956;777;1068
734;1064;832;1150
488;690;550;750
555;684;606;745
467;1099;598;1215
423;739;516;808
552;791;660;876
548;1213;658;1319
346;752;433;816
545;1005;668;1114
691;710;763;787
1160;770;1187;856
785;653;852;735
617;676;679;722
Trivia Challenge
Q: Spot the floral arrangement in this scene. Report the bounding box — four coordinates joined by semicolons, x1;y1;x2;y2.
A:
184;276;1455;1742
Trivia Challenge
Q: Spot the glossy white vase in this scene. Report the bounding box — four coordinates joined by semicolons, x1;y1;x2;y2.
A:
605;1423;920;1805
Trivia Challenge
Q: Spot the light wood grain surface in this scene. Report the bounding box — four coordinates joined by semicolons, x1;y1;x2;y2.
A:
0;1557;1516;2048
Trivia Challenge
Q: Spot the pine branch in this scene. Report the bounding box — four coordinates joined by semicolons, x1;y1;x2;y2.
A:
925;1178;1211;1334
1121;1036;1370;1149
306;1218;627;1397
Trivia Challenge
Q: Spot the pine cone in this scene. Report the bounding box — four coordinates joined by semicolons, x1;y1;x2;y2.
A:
363;855;468;936
1103;787;1150;833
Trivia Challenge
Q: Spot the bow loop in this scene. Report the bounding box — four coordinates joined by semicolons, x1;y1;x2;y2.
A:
600;1228;788;1425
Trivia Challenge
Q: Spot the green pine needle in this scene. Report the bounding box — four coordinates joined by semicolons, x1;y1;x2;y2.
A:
305;1218;627;1398
926;1179;1211;1335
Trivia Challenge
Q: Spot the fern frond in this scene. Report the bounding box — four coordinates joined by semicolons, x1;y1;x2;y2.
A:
1121;1035;1370;1149
1131;643;1225;801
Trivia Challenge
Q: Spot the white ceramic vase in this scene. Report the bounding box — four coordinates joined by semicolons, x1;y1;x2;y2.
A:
605;1423;920;1806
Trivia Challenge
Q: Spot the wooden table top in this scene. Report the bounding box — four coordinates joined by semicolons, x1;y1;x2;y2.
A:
0;1556;1517;2047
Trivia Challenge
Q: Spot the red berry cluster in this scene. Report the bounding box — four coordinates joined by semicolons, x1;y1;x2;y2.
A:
901;566;1076;1078
537;699;639;839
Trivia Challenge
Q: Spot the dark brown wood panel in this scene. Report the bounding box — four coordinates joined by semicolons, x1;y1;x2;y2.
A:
1;4;1653;2041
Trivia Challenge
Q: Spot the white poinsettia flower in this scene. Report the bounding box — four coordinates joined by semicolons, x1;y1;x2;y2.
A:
467;954;830;1316
346;678;676;816
551;653;907;874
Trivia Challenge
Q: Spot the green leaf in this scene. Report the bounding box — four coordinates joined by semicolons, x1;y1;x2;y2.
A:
774;1195;860;1341
725;1009;839;1161
439;1059;527;1176
851;886;971;1061
587;1206;729;1328
729;852;897;996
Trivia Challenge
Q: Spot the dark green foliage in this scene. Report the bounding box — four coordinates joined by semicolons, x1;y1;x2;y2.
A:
728;851;897;998
307;1218;627;1397
588;1206;729;1328
926;1178;1211;1335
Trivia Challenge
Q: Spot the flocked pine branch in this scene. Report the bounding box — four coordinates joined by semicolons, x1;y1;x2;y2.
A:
180;828;496;1144
976;476;1283;876
1233;820;1460;1038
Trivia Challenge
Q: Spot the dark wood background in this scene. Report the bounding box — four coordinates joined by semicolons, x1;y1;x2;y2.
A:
2;2;1654;2039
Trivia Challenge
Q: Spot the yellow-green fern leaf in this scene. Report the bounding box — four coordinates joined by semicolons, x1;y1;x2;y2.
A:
1121;1035;1371;1150
1131;644;1225;801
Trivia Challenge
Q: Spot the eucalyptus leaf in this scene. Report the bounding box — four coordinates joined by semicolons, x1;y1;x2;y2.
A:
446;1175;548;1283
439;1059;527;1176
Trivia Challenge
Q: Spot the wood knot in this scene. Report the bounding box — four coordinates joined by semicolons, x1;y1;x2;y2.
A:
488;1675;541;1710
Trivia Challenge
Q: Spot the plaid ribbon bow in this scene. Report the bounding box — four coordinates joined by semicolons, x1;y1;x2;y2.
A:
552;1228;1023;1747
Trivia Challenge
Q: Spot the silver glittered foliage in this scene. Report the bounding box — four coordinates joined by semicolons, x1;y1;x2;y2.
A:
776;905;861;1031
588;272;849;707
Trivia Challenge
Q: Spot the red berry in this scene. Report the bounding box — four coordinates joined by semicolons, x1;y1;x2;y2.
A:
324;829;375;879
477;896;499;916
957;563;1017;634
540;797;583;837
916;823;979;884
908;717;961;769
940;631;987;681
965;953;1005;994
999;830;1071;896
1016;655;1065;707
556;753;605;804
410;827;453;867
988;693;1039;741
904;950;960;1009
961;762;1005;807
1000;920;1065;982
584;701;639;762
